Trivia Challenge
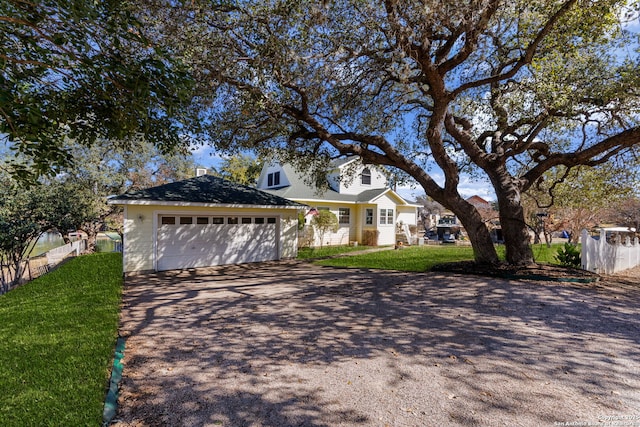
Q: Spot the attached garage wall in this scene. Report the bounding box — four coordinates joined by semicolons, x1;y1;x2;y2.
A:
122;205;157;272
122;205;299;273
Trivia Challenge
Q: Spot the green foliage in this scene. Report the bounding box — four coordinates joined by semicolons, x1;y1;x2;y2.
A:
0;253;122;425
311;243;568;272
213;154;262;186
311;210;339;247
0;0;197;181
0;175;47;291
555;243;582;268
51;138;194;244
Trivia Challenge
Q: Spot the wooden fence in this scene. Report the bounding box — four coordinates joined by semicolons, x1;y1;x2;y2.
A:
581;229;640;274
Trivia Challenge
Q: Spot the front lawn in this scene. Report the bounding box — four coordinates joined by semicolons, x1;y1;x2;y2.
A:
312;243;570;272
297;245;375;259
0;253;123;426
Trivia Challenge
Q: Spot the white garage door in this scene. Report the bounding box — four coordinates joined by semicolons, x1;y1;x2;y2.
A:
157;214;279;271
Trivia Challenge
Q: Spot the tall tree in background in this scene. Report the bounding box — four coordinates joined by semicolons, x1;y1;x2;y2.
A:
214;154;262;186
50;138;195;249
0;0;196;181
0;169;99;291
140;0;640;266
606;197;640;231
525;164;637;242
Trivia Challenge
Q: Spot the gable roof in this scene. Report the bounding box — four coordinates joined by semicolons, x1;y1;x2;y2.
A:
466;195;493;209
108;174;304;207
260;162;418;206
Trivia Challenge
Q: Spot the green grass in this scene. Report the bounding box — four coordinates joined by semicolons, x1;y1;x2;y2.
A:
297;245;375;259
0;253;123;426
311;243;571;272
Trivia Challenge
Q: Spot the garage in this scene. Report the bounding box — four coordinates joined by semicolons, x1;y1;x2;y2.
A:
108;174;304;273
156;214;279;271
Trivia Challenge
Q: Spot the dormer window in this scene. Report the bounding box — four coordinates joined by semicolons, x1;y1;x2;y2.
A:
361;168;371;185
267;171;280;187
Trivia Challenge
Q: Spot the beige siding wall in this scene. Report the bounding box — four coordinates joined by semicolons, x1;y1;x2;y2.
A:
330;166;387;195
397;206;417;227
280;216;298;259
123;205;157;272
122;204;299;272
304;203;356;247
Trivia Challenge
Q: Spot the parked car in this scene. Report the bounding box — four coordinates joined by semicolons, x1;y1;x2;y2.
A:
442;233;456;243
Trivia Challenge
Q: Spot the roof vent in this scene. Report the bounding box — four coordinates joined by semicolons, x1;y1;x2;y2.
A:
196;168;208;177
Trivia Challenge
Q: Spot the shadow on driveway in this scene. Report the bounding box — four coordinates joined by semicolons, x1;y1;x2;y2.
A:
115;260;640;426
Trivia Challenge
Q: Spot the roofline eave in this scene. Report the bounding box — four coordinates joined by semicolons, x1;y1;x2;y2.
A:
107;200;305;209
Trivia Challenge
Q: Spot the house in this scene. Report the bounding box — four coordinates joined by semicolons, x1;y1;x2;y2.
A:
466;195;493;211
108;174;304;272
256;157;419;246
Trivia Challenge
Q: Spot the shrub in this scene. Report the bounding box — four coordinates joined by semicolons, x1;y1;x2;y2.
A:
555;242;581;268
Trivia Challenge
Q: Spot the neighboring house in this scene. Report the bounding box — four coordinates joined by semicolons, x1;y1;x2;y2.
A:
466;195;493;212
465;195;502;242
108;174;304;272
256;157;419;246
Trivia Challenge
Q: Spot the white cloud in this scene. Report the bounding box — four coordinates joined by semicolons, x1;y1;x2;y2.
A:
190;144;224;169
395;172;495;202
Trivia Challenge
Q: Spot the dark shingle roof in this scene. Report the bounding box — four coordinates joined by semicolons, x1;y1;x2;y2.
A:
109;175;304;207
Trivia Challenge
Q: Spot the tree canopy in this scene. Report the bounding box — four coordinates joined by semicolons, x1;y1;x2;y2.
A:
4;1;640;266
212;154;262;186
0;0;196;181
141;0;639;265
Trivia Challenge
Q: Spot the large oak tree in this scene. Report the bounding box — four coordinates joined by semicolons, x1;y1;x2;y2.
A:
144;0;639;266
0;0;196;181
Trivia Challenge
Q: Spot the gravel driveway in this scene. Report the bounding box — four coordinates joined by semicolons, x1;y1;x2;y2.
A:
114;260;640;426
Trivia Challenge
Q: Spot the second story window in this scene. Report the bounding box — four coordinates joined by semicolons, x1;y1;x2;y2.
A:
267;171;280;187
361;168;371;185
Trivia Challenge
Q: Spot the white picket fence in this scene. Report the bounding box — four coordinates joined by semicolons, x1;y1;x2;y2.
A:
581;229;640;274
46;239;88;265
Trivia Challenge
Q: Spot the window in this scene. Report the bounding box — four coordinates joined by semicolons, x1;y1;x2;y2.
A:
196;217;209;224
241;217;252;224
361;167;371;185
254;217;265;224
179;216;193;225
339;208;350;224
267;217;277;224
365;208;373;225
212;217;224;224
161;216;175;225
379;208;394;225
227;217;238;224
267;171;281;187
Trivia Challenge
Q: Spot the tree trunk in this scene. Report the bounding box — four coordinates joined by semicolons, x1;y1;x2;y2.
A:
457;209;499;265
81;221;101;253
443;195;499;265
494;180;535;266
